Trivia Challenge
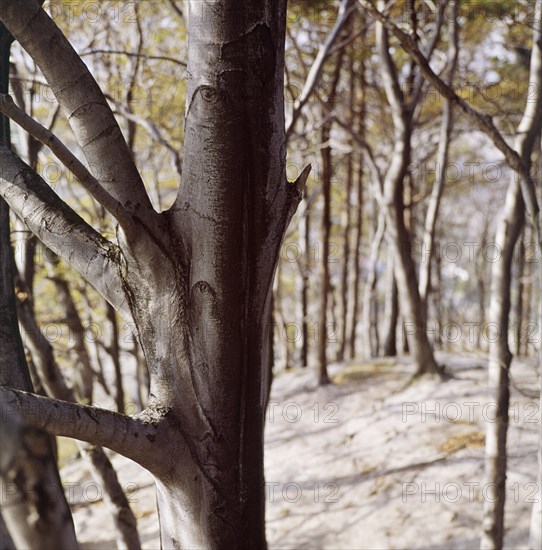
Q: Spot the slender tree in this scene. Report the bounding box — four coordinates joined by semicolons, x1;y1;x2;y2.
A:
481;4;542;547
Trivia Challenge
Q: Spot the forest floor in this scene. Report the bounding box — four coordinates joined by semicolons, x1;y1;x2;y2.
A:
61;351;540;549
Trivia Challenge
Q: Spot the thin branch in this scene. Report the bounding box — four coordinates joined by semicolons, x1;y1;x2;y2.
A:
409;0;447;112
0;386;161;471
0;146;132;321
80;49;186;68
356;0;541;248
165;0;185;23
375;0;404;121
107;95;183;178
285;0;355;138
0;94;136;231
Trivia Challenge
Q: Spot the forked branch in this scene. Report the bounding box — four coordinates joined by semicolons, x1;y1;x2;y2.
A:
0;146;132;320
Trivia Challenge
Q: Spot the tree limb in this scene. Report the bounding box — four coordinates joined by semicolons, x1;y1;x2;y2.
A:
80;49;186;68
375;0;404;122
0;146;132;321
0;386;161;471
0;94;136;231
0;1;156;220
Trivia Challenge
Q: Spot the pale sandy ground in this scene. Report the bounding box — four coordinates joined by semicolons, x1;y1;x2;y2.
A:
61;352;540;549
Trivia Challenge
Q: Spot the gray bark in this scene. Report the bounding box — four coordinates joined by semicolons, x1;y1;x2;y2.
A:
348;42;366;360
419;0;459;313
374;2;441;375
317;44;345;385
105;302;126;415
362;209;385;358
481;3;542;547
382;250;398;357
300;206;310;368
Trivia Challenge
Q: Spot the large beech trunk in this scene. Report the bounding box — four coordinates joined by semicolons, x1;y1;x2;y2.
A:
140;2;292;544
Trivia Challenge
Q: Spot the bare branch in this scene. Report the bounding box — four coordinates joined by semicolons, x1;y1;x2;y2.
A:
0;1;156;219
107;95;183;178
0;386;162;471
80;49;186;68
0;94;136;231
165;0;185;23
0;147;132;320
285;0;355;138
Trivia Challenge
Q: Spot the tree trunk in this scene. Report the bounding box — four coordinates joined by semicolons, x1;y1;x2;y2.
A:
513;231;525;356
382;251;398;356
520;229;532;357
362;207;385;358
300;206;310;367
337;50;356;362
273;262;292;371
105;301;125;414
481;4;542;546
318;119;333;384
375;6;440;376
476;222;489;350
152;2;295;545
349;35;366;360
317;47;345;385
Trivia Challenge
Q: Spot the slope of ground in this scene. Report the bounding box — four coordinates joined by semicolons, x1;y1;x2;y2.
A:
61;352;539;549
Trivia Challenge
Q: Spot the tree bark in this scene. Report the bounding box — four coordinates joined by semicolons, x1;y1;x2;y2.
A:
348;44;366;360
105;302;126;414
513;231;525;356
362;207;385;359
382;250;398;356
374;4;441;375
300;206;311;368
481;3;542;547
317;45;345;385
337;49;356;362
